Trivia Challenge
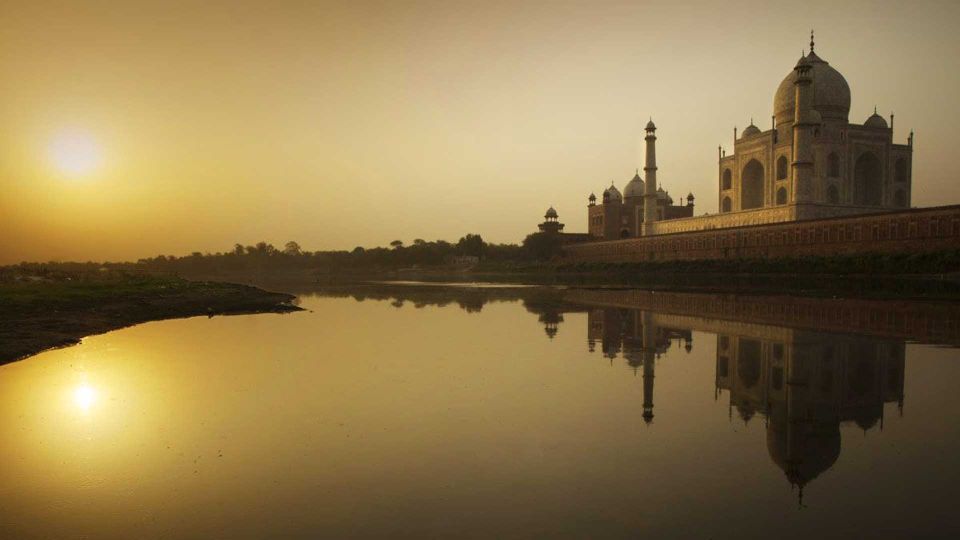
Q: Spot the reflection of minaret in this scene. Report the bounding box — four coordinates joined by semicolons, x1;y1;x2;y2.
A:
641;311;656;424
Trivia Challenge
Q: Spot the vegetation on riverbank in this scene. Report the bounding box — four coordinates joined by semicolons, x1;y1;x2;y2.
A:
0;273;300;364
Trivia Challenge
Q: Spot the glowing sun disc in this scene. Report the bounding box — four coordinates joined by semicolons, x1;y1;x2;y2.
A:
73;385;98;411
49;131;102;176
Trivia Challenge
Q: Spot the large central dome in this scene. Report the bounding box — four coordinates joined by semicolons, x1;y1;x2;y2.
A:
773;51;851;124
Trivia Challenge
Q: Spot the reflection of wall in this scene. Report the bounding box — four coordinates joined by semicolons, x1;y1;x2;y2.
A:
565;288;960;347
716;331;905;502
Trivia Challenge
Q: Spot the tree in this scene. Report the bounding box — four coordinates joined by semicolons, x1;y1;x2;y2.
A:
522;232;562;261
390;240;404;249
283;241;302;256
233;244;245;256
457;234;485;258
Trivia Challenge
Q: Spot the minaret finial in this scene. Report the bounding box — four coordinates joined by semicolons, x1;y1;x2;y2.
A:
874;105;878;114
810;29;815;53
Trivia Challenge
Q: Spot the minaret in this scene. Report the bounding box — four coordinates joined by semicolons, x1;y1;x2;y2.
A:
642;119;658;236
791;51;818;204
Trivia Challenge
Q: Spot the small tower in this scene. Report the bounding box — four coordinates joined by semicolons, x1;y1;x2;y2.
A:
538;206;564;235
588;193;596;207
686;192;695;208
642;119;659;235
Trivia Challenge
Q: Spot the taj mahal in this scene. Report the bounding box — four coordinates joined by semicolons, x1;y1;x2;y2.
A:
537;32;951;261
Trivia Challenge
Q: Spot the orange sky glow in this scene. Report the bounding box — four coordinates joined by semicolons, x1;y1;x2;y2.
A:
2;0;959;263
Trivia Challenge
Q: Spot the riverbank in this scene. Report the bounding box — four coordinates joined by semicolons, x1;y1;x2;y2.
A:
0;276;301;364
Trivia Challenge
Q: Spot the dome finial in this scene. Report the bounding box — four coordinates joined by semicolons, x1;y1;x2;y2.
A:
810;29;815;53
874;105;878;114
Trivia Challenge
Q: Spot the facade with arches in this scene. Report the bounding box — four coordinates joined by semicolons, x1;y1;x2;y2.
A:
716;35;913;223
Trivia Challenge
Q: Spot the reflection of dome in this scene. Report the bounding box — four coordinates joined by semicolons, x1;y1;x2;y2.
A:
774;50;851;124
623;172;645;198
545;206;558;218
767;417;841;489
850;404;882;431
741;123;761;138
736;403;756;423
864;111;888;128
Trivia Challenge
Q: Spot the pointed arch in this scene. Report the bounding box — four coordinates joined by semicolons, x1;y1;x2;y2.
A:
854;152;883;206
828;152;840;177
741;159;765;210
776;155;789;180
895;158;908;183
826;184;840;204
775;187;788;205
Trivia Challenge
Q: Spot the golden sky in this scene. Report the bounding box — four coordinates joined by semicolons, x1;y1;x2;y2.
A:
2;0;959;263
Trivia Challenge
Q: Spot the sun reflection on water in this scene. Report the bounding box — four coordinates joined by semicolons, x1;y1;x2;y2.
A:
72;384;98;412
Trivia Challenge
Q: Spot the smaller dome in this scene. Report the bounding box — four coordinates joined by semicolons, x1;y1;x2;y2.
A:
604;183;622;203
645;119;657;131
545;206;558;218
623;171;645;198
741;123;761;138
588;192;596;201
864;109;888;128
687;192;695;201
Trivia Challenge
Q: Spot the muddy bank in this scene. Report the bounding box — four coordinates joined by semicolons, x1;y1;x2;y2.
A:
0;277;301;364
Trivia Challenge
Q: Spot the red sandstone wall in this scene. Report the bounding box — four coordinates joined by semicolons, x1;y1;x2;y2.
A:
563;205;960;262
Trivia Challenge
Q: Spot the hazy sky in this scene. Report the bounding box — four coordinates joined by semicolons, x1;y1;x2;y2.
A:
2;0;959;263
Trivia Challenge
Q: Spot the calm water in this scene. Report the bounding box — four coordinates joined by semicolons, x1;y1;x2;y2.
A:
2;284;960;539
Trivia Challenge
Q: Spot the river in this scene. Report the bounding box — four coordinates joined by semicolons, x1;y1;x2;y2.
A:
1;283;958;538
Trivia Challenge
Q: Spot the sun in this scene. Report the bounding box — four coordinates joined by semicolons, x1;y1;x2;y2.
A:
48;130;102;176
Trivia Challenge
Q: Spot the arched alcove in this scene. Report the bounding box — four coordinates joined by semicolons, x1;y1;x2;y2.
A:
776;156;788;180
895;158;908;183
827;184;840;204
828;152;840;177
721;196;732;213
854;152;883;206
775;187;788;205
741;159;765;210
894;189;907;207
722;169;732;190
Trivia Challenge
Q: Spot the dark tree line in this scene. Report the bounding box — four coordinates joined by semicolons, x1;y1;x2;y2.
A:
131;233;561;276
1;233;565;282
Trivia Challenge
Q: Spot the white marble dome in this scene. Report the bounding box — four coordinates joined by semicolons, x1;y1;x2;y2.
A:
773;51;851;124
864;111;888;128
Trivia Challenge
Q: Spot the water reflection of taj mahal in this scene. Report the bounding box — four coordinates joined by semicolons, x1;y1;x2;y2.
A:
327;285;955;502
563;295;911;503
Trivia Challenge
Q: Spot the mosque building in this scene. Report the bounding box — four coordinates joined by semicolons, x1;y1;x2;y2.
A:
717;31;912;219
535;33;948;259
